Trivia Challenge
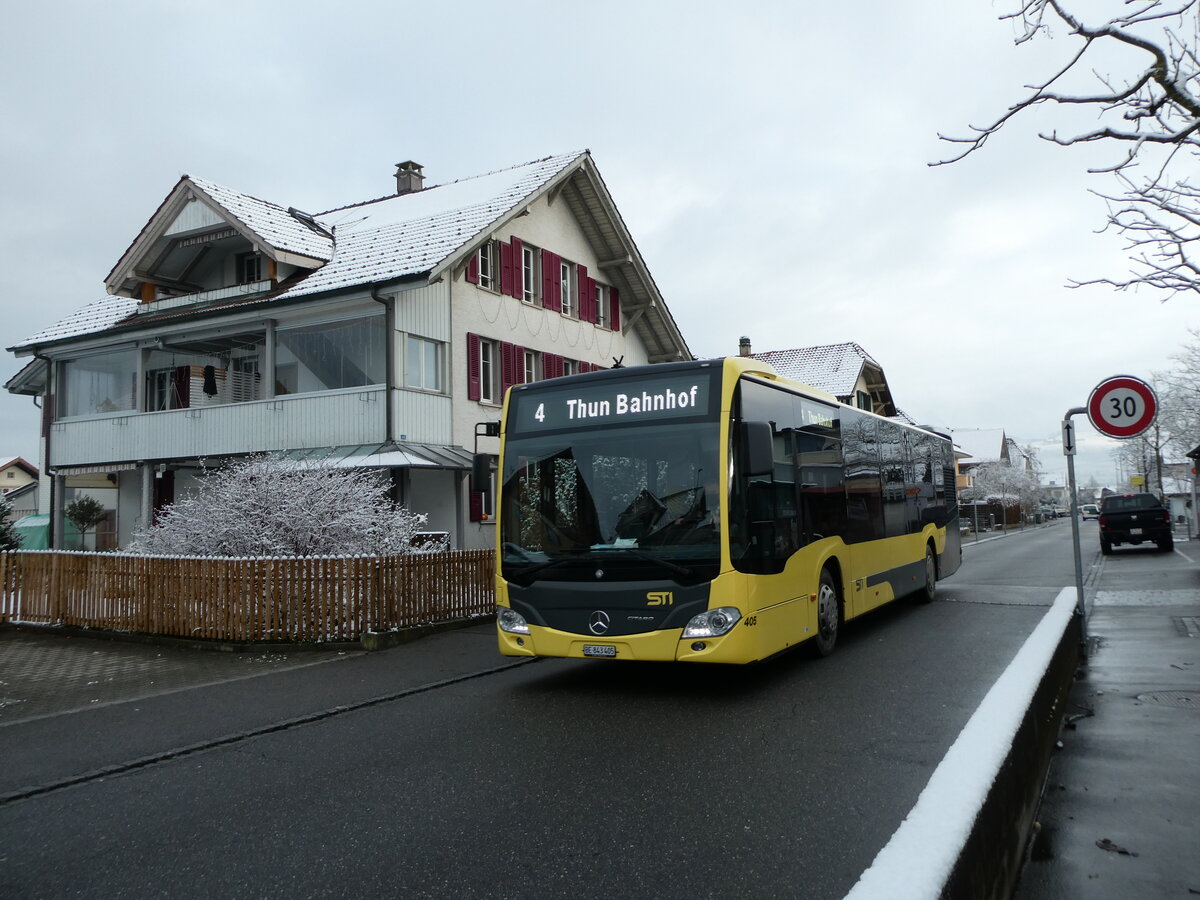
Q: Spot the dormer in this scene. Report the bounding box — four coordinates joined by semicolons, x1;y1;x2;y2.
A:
104;176;334;313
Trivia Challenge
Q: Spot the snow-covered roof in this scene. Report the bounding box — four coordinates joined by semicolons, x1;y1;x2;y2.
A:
752;342;881;397
188;176;335;262
280;152;582;300
12;151;637;353
12;294;138;349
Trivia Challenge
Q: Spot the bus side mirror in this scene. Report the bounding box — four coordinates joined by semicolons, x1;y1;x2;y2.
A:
471;453;491;496
740;421;774;477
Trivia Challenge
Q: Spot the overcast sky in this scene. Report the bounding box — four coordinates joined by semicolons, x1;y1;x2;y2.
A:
2;0;1195;488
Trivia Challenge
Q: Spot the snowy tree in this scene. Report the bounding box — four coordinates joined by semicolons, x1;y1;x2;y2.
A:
0;494;22;551
963;460;1043;512
1160;327;1200;451
127;455;432;557
1109;330;1200;488
935;1;1200;298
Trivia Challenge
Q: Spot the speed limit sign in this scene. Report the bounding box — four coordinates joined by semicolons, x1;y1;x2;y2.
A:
1087;375;1158;438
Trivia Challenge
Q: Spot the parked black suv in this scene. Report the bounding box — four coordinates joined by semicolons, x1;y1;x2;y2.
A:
1099;493;1173;554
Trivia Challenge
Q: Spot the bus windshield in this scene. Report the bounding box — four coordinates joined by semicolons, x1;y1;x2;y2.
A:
499;421;721;586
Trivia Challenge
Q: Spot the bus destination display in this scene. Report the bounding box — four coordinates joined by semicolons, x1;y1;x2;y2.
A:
510;373;715;434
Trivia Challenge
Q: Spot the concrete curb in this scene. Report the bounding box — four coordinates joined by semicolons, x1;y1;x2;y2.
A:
1;614;495;655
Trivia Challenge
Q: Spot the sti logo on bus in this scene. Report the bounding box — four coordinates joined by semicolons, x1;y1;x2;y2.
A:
647;591;674;606
517;375;710;432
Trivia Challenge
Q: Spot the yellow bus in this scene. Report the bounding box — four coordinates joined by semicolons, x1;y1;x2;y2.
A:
486;356;961;664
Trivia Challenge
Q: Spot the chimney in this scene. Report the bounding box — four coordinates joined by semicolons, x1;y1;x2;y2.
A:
739;336;752;357
394;160;424;195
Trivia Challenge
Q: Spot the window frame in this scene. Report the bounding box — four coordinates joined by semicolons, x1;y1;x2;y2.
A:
521;245;538;304
235;252;262;285
405;335;444;393
479;338;499;404
559;260;574;317
478;242;496;291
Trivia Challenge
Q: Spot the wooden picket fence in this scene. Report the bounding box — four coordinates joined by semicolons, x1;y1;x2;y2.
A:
0;549;495;643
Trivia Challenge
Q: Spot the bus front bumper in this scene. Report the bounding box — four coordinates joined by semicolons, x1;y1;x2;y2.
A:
497;618;759;664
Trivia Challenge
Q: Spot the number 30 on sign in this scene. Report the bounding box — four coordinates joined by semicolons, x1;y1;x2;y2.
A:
1087;375;1158;439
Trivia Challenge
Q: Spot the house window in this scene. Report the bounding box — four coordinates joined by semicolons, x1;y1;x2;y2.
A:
522;246;537;304
856;390;873;412
595;283;607;328
523;349;538;384
478;242;495;291
560;261;574;317
405;336;443;392
236;252;262;284
275;315;386;394
479;338;498;403
58;350;138;418
562;359;577;377
147;369;178;411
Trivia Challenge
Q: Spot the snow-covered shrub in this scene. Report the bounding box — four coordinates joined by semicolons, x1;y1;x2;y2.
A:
0;494;22;551
127;455;430;557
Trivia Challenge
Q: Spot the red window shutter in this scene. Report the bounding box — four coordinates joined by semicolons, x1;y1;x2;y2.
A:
500;342;516;395
512;344;526;385
42;394;55;436
469;491;484;522
467;333;481;401
512;236;524;299
542;249;560;312
576;264;590;321
609;286;620;331
543;353;562;380
466;252;479;284
500;240;514;297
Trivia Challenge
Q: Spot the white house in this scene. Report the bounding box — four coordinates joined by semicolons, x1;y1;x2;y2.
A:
6;151;691;550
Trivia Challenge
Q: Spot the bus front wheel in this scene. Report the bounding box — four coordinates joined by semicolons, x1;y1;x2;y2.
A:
812;568;841;658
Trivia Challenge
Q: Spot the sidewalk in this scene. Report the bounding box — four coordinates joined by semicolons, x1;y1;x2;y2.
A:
1015;542;1200;898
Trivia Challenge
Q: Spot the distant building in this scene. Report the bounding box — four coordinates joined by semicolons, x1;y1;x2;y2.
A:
1;456;38;491
945;428;1009;493
739;338;897;416
1;457;38;522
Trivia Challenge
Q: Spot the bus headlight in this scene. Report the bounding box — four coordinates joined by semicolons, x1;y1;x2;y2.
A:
683;607;741;638
497;606;531;635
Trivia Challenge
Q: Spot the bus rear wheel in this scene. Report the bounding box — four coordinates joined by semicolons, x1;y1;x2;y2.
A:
919;545;937;604
812;568;841;658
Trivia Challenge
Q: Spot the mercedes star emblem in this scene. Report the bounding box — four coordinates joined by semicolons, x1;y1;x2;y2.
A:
588;610;611;635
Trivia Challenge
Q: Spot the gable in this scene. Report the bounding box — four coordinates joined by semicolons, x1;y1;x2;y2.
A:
105;176;333;307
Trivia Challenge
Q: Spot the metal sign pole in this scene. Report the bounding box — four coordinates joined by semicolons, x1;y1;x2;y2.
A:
1063;406;1088;655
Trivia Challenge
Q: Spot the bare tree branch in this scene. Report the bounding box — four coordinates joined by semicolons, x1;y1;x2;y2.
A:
935;1;1200;298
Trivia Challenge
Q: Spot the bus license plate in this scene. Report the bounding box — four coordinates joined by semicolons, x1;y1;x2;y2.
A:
1130;528;1142;535
583;644;617;658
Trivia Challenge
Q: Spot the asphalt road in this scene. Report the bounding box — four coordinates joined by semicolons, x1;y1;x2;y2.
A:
0;522;1083;899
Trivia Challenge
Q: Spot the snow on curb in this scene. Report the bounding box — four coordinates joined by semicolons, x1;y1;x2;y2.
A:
844;586;1077;900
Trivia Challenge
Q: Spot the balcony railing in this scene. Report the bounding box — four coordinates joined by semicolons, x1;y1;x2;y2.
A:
50;387;390;467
